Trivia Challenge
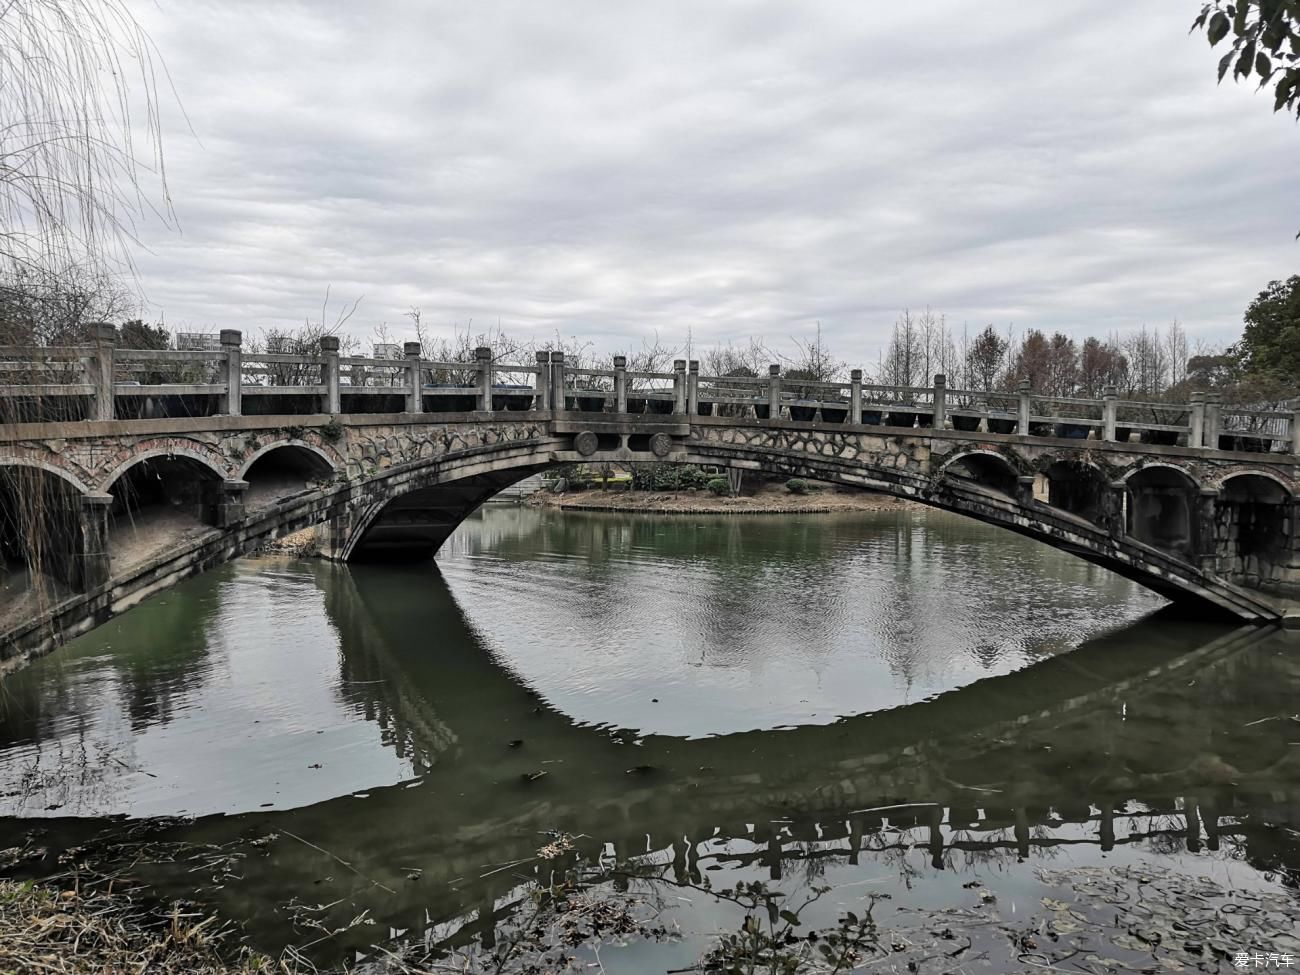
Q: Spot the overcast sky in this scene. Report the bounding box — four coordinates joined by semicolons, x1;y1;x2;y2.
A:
129;1;1299;365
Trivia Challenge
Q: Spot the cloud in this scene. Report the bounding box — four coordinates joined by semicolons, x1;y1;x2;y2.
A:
129;0;1299;365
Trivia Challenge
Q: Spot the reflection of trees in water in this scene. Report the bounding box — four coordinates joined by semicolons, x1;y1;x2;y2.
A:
0;569;225;787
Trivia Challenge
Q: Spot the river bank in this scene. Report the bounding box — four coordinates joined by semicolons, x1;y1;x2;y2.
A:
527;482;924;515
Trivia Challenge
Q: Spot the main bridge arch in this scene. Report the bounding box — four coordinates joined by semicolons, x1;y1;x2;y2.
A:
332;423;1285;621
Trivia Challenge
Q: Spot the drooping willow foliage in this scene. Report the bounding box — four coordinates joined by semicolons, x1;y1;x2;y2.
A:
0;0;171;631
0;0;172;281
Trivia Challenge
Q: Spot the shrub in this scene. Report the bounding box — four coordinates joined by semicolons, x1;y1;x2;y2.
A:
705;477;729;496
785;478;810;495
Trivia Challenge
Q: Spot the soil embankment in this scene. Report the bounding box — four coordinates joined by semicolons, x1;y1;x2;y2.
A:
527;483;924;515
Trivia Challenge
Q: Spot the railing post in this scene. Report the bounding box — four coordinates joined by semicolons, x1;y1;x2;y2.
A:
613;355;627;413
767;364;781;420
403;341;421;413
1016;379;1031;436
534;351;550;411
687;360;700;415
1290;398;1300;456
1204;392;1221;451
673;359;687;414
932;373;947;430
320;335;340;415
1102;385;1117;442
551;351;566;410
220;329;242;417
89;322;116;421
476;346;493;412
1188;391;1205;449
849;368;862;424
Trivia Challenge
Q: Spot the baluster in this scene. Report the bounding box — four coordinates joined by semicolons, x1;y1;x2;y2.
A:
767;364;781;420
1188;391;1205;449
687;359;699;415
673;359;687;414
1204;392;1221;450
476;346;492;412
932;373;947;430
90;322;117;421
1102;386;1117;442
534;351;550;411
1016;379;1031;436
850;368;862;424
550;351;566;411
403;341;421;413
321;335;340;414
614;355;627;413
220;328;242;417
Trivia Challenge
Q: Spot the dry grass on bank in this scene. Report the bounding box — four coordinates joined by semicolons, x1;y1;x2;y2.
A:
0;877;290;975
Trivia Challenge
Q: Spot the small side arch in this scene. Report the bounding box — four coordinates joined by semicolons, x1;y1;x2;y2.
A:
236;439;340;481
0;456;91;495
937;449;1021;496
1124;464;1200;557
98;443;231;492
1118;461;1204;491
1210;468;1295;498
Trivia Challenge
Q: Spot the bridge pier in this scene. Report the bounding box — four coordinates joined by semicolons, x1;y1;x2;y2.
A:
205;480;248;529
78;493;112;592
1196;488;1220;572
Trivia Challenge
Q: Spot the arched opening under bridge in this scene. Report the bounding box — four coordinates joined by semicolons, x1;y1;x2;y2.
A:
241;443;336;511
1125;466;1198;558
0;464;88;615
1214;474;1295;589
105;454;226;575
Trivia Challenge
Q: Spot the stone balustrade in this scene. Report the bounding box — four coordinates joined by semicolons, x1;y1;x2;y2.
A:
1;326;1297;455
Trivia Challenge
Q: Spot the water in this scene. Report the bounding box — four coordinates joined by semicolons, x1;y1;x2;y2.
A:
1;504;1298;968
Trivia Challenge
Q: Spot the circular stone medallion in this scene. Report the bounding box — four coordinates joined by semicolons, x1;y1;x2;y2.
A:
650;432;673;458
574;431;599;456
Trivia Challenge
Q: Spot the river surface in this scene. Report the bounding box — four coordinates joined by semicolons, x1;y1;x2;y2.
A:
1;504;1298;969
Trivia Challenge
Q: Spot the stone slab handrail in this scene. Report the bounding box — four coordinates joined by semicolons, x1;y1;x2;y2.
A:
1;324;1298;453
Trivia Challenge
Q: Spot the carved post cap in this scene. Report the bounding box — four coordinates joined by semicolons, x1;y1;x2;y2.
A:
688;359;699;374
850;368;862;381
91;322;117;343
934;373;946;387
673;359;686;371
1103;385;1117;398
319;335;339;353
1017;379;1031;392
1189;390;1205;403
768;364;781;376
1205;391;1221;403
534;351;549;364
475;346;492;361
402;341;421;358
550;350;564;363
220;329;243;347
613;355;627;368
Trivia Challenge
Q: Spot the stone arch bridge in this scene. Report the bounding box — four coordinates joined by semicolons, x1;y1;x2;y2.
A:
1;336;1299;663
2;408;1299;660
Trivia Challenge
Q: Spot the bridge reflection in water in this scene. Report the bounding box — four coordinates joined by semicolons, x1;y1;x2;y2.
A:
3;540;1296;964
